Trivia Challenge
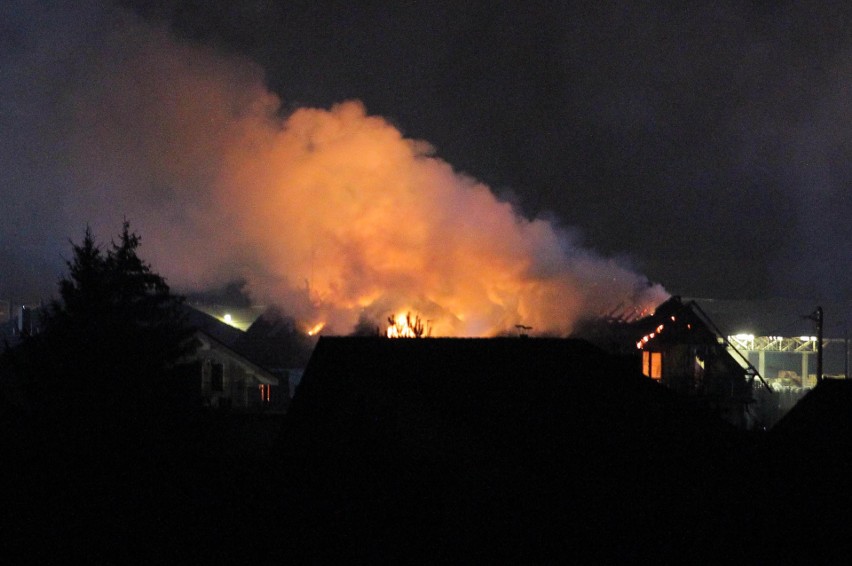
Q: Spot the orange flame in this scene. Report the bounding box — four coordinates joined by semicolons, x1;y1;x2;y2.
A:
307;322;325;336
386;312;430;338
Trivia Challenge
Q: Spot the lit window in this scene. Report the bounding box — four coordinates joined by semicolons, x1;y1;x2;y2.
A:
259;384;271;402
642;351;662;381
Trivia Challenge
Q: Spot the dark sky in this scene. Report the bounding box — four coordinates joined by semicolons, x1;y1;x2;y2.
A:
2;0;851;307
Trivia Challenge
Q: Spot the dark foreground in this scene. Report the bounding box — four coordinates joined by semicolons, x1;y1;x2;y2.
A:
3;341;852;563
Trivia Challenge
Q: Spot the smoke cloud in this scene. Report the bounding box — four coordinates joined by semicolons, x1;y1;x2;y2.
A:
1;2;666;335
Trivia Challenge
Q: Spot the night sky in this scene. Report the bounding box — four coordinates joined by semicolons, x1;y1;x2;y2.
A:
2;1;851;309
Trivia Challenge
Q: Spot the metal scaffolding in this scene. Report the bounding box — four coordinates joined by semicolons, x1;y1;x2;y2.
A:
726;335;848;383
725;335;839;353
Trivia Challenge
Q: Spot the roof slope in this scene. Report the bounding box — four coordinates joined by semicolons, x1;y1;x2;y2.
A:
232;306;314;370
278;337;755;562
182;305;244;348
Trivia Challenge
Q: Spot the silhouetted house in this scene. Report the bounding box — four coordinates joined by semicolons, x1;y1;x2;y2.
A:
623;296;755;427
278;336;753;562
189;330;287;412
183;307;288;412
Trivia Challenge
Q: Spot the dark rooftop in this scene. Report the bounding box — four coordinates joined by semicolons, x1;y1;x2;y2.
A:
278;336;756;562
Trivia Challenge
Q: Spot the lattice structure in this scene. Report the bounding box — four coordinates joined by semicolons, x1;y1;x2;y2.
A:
727;335;844;353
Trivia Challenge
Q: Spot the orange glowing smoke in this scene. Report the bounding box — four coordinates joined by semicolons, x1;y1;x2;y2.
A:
63;21;668;336
212;100;668;335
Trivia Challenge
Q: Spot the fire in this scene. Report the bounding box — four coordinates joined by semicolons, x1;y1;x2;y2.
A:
307;322;325;336
636;323;666;349
387;312;431;338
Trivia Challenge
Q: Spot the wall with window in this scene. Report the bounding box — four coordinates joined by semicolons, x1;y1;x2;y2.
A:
194;334;286;412
641;351;662;381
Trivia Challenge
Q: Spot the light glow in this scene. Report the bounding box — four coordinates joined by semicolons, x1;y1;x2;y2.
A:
258;384;271;402
387;312;430;338
307;322;325;336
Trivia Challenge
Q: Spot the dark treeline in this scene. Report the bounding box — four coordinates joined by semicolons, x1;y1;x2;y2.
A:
2;226;851;562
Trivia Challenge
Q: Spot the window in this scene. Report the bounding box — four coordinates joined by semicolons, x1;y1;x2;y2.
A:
259;384;271;403
642;351;662;381
211;362;224;392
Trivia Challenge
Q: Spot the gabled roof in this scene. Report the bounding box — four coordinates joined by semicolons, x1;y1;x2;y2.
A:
277;336;754;562
182;305;244;348
183;305;281;384
630;296;721;347
233;306;315;370
192;329;278;386
581;296;728;355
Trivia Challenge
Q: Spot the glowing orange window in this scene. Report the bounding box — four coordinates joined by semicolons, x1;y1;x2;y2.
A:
259;384;271;402
642;351;662;381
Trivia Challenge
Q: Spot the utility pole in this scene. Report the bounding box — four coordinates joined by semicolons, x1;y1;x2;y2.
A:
813;307;824;384
804;307;824;384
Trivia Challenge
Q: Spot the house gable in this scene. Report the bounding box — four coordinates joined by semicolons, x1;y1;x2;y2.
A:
192;330;287;412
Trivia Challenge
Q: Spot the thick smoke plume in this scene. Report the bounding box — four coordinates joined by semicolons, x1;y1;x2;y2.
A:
1;3;666;335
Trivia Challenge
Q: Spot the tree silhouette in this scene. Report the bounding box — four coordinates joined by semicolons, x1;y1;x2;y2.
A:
2;221;195;456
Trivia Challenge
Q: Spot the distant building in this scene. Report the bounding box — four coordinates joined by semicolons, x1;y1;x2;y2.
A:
188;329;287;412
586;296;758;428
691;297;851;380
179;307;296;458
636;297;756;427
182;307;289;413
637;297;851;428
0;304;43;353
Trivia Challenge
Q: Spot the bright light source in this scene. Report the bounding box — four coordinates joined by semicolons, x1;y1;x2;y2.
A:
224;314;233;324
307;322;325;336
733;333;754;341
